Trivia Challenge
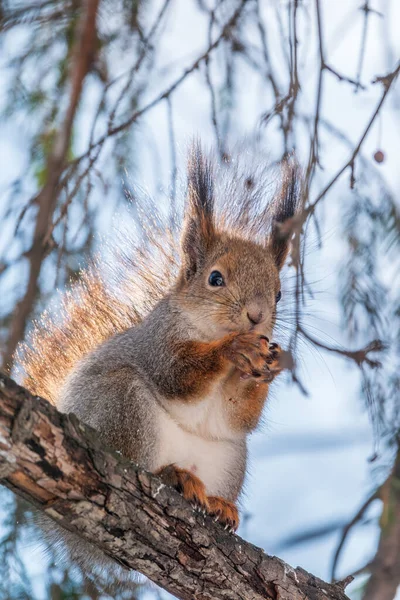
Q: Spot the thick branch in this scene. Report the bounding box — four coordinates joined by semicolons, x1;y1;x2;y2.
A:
3;0;100;370
362;452;400;600
0;374;350;600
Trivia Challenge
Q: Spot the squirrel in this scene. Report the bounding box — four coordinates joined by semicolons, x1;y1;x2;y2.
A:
18;143;301;577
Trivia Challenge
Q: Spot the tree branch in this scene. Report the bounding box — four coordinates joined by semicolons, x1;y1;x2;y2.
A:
2;0;100;371
362;451;400;600
0;374;350;600
64;0;247;173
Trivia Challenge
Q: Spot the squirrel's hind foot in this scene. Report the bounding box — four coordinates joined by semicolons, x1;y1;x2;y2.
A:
155;464;210;513
155;465;239;533
207;496;239;533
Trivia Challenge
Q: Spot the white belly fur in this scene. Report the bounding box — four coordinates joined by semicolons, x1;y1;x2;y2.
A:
154;385;244;496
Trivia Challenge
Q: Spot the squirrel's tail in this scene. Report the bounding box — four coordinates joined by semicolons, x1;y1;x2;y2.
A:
17;145;301;404
17;210;180;404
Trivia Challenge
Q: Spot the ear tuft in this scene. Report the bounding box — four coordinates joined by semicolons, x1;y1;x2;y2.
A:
180;142;215;280
187;142;214;220
269;156;302;269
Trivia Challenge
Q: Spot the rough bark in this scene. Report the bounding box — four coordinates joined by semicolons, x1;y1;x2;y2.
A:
0;374;350;600
362;452;400;600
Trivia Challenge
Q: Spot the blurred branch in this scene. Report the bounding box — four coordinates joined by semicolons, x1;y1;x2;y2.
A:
106;0;172;130
0;1;71;31
355;1;384;91
288;57;400;392
331;450;400;599
67;0;247;169
324;64;365;90
298;327;385;369
308;60;400;213
331;492;378;582
2;0;100;370
362;451;400;600
0;374;352;600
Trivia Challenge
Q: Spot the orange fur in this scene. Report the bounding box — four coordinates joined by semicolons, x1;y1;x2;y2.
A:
156;465;209;511
226;376;270;432
17;150;300;408
13;145;302;563
207;496;239;531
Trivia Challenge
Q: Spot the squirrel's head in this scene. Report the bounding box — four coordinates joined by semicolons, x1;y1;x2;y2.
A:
174;145;301;340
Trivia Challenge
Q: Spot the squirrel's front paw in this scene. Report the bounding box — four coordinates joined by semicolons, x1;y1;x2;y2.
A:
223;332;283;382
261;341;283;383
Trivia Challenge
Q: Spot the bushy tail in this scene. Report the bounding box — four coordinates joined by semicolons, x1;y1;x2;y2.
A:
17;213;180;403
17;145;301;404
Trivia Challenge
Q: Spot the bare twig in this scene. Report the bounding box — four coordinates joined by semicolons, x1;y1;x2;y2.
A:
355;1;371;92
298;327;385;369
331;492;378;582
205;6;222;155
325;64;366;90
166;96;177;209
68;0;248;174
107;0;172;130
308;60;400;215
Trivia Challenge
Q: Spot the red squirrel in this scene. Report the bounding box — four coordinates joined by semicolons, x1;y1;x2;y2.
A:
19;144;301;575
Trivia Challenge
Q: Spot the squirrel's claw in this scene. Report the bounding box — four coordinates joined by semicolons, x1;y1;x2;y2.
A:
225;332;285;382
156;464;210;514
207;496;239;532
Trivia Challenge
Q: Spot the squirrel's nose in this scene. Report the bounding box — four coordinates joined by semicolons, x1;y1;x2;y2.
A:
246;308;264;325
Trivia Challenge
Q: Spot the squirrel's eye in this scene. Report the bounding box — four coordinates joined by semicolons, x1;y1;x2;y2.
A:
209;270;225;287
276;290;282;303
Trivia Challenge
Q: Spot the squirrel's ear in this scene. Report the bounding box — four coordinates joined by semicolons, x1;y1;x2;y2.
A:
180;145;215;280
268;157;302;270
